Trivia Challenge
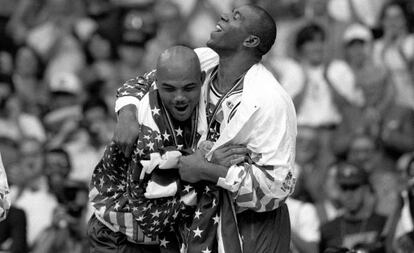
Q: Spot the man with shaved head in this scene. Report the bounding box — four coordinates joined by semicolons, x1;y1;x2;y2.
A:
112;4;297;253
89;46;247;253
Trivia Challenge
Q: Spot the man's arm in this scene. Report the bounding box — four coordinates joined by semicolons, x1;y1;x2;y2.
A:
113;71;156;157
179;147;295;213
179;156;295;212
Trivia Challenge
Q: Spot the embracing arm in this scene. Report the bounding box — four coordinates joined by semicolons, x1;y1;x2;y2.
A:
180;118;296;213
113;71;156;157
179;151;295;212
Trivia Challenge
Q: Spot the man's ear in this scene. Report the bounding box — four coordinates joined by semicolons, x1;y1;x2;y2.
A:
243;35;260;48
200;71;206;83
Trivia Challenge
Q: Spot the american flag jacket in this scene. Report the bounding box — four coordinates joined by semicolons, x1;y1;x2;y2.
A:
90;72;242;252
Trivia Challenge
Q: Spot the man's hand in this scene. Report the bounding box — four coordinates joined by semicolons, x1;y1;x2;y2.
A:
178;150;228;183
113;105;140;157
211;144;250;167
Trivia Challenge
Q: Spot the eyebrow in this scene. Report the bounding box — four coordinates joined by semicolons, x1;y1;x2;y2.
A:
160;83;198;88
160;83;175;88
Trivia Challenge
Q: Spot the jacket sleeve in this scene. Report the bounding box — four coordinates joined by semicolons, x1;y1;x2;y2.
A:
115;70;156;114
217;161;296;212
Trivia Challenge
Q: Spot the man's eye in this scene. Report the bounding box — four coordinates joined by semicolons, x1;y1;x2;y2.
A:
163;87;175;92
184;86;196;92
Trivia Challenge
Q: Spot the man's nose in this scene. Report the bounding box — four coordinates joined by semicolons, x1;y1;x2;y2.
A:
174;91;186;103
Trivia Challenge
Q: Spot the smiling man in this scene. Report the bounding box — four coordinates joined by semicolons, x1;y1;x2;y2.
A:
89;46;205;253
114;4;297;253
89;46;248;253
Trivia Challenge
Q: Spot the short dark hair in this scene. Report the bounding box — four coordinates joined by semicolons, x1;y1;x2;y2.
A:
294;23;325;52
45;147;72;171
379;1;409;29
247;5;277;56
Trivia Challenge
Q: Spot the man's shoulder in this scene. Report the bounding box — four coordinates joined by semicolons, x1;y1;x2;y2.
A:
137;90;157;122
245;63;296;113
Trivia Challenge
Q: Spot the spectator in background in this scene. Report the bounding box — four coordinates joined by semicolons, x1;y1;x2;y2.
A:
9;137;58;248
44;72;83;149
80;27;118;106
63;97;113;183
291;125;323;203
286;195;320;253
362;69;414;163
45;81;112;184
7;0;85;85
44;147;72;198
0;73;46;143
373;1;414;110
31;180;89;253
44;72;111;185
370;169;400;218
287;23;363;169
332;24;388;157
44;146;93;230
302;0;349;61
345;134;393;174
333;22;414;163
12;45;47;117
315;163;343;227
115;6;157;83
320;162;386;252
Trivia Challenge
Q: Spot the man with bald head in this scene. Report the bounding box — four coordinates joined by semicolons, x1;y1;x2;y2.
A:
88;46;241;253
156;46;202;123
113;4;297;253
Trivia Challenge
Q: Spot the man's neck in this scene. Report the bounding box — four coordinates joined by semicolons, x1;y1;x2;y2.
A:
215;52;259;93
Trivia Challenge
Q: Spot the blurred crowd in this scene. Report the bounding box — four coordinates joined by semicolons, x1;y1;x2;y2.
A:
0;0;413;252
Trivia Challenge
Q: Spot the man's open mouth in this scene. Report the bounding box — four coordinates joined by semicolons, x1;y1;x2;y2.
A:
215;24;223;32
175;105;188;112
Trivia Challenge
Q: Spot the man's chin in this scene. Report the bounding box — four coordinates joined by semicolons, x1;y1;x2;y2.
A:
171;111;191;122
206;39;214;48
